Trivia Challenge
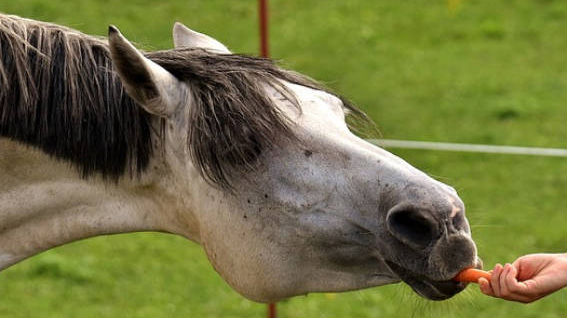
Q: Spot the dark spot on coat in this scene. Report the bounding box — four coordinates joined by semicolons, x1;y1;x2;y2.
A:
304;149;313;157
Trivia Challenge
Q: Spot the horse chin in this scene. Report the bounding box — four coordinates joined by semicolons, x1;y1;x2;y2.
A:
385;261;467;301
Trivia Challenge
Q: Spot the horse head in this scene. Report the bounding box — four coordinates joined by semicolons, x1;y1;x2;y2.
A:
106;24;481;302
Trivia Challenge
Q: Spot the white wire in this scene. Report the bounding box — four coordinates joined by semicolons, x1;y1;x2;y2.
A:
366;139;567;157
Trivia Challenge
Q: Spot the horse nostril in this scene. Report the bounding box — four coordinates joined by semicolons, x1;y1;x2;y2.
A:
452;210;465;230
387;207;439;248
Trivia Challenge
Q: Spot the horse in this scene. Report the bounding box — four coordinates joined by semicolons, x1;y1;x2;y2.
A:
0;13;481;302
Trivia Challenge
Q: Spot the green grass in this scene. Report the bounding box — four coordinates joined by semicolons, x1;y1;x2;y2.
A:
1;0;567;317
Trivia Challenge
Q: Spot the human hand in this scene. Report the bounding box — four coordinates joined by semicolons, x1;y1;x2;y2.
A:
479;253;567;303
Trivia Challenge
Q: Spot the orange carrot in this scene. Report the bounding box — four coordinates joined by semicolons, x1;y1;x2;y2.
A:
453;268;491;283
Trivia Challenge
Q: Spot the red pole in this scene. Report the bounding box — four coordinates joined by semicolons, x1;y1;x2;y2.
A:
268;302;277;318
259;4;276;318
259;0;269;58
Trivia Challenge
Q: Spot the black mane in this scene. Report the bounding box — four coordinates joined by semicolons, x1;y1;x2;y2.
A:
0;14;153;180
0;14;372;188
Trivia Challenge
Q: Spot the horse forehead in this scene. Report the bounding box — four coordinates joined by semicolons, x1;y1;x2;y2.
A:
286;82;342;106
271;82;346;127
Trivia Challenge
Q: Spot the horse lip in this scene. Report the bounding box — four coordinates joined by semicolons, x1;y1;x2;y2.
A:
385;261;467;301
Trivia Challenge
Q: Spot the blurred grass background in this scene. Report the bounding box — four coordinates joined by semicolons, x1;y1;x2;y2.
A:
1;0;567;317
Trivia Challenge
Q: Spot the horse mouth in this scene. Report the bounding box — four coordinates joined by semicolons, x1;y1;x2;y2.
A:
385;261;467;301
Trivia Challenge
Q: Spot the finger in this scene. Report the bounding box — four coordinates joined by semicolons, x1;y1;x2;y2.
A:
482;277;535;302
504;293;537;304
516;279;538;296
478;277;494;296
512;258;527;280
499;264;511;297
505;264;523;293
492;263;503;297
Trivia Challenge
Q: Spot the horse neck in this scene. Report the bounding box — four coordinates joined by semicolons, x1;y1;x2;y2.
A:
0;138;200;271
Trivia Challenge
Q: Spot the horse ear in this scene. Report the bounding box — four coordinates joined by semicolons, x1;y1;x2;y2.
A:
173;22;230;53
108;25;182;117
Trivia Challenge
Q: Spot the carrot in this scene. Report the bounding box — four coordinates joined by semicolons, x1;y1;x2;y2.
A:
453;268;491;283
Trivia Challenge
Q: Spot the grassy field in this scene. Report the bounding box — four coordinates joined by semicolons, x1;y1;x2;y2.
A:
1;0;567;317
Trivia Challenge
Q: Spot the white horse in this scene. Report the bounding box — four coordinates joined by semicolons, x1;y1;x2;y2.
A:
0;14;480;302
